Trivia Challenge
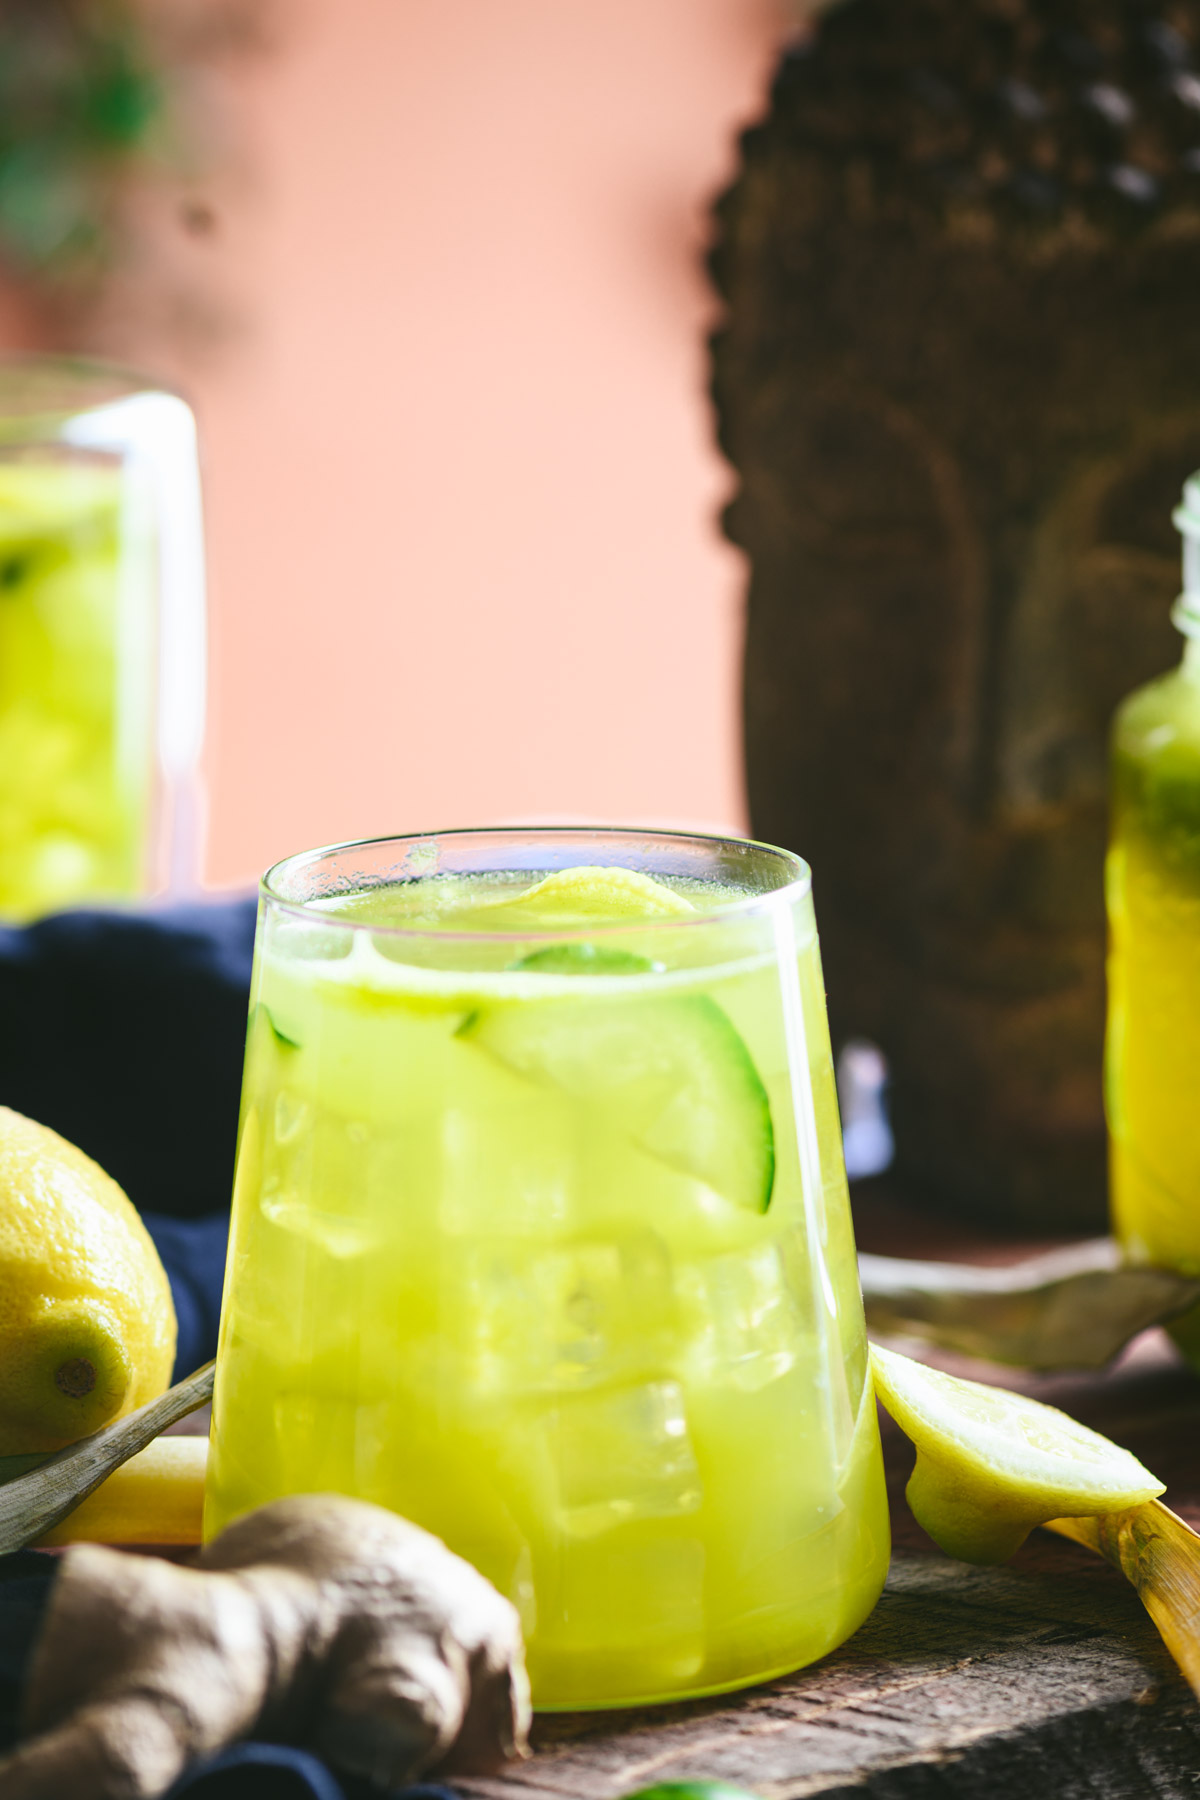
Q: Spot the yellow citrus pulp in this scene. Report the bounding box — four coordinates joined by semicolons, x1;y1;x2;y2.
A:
870;1343;1163;1563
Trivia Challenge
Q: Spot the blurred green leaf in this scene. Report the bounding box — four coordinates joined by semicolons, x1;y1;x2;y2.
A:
81;44;161;148
0;0;169;283
0;143;91;262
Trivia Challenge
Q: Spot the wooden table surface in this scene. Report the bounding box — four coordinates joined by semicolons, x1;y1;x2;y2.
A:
460;1190;1200;1800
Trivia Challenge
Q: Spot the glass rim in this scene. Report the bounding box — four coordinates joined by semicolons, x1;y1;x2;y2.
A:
260;825;812;942
0;354;183;439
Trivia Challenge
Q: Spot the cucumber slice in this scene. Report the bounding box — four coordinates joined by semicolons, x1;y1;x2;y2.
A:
513;944;658;975
254;1004;301;1050
461;991;774;1212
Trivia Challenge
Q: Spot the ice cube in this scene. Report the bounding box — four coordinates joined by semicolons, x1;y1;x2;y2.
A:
457;1232;676;1395
263;908;353;963
273;1090;310;1145
675;1241;805;1391
541;1379;702;1538
259;1107;380;1258
438;1084;578;1237
259;1195;378;1259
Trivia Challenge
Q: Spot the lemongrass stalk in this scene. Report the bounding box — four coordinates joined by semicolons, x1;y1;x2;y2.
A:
0;1362;214;1554
35;1436;207;1548
1046;1500;1200;1698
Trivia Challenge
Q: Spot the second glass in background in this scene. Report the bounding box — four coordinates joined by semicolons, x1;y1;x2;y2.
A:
0;358;206;922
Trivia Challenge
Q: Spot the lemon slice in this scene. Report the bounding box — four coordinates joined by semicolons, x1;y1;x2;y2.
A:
498;866;695;921
870;1342;1164;1563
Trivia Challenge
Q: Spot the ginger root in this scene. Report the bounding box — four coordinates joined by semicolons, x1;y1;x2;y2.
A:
0;1492;531;1799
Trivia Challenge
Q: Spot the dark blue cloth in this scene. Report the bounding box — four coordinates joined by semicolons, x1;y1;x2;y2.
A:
172;1751;459;1800
169;1745;350;1800
143;1210;231;1379
0;898;255;1375
0;1555;55;1753
0;898;256;1220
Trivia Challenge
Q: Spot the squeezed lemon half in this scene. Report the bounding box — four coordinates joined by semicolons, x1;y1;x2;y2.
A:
870;1342;1164;1563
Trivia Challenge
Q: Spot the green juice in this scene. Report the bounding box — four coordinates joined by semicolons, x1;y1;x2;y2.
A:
1107;471;1200;1359
206;853;889;1708
1108;641;1200;1368
0;459;153;921
1109;650;1200;1273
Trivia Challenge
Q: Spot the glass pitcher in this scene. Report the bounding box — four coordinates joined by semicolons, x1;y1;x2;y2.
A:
0;357;206;921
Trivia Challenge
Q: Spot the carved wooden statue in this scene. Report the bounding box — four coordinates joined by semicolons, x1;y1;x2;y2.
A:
711;0;1200;1229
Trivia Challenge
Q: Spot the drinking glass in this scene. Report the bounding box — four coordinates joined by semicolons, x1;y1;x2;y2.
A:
0;357;206;921
206;828;889;1708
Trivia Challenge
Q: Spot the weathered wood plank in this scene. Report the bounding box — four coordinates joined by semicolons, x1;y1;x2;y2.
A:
461;1547;1197;1800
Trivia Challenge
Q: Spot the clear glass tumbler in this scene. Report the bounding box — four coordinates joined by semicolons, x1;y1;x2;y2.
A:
206;828;889;1709
0;357;206;921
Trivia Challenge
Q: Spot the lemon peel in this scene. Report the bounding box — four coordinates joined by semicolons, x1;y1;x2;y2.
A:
870;1342;1164;1564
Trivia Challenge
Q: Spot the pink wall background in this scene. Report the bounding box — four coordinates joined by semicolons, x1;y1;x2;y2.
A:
9;1;795;888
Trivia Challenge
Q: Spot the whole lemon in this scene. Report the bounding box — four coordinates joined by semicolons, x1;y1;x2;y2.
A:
0;1107;176;1454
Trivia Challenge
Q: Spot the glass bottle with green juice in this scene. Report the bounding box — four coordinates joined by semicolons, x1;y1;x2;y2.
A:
1109;473;1200;1342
